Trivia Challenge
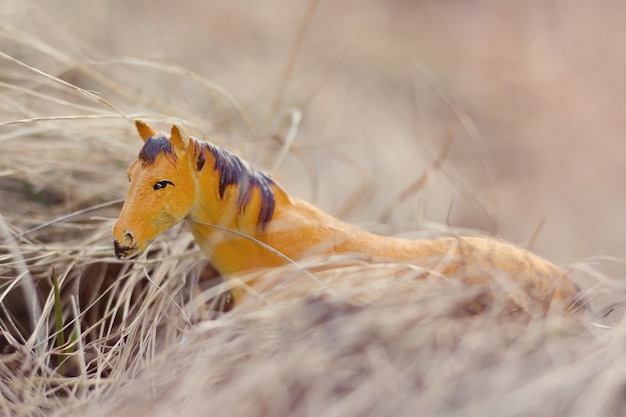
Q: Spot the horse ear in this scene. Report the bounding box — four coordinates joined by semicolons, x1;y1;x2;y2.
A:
135;119;158;142
170;122;191;152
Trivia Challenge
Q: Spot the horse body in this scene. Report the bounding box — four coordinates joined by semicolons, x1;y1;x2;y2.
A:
113;120;578;311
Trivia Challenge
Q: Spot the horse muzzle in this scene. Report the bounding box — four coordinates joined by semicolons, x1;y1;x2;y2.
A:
113;229;140;260
113;239;140;260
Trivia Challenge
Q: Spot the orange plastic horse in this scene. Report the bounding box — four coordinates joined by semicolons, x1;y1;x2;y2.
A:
113;120;579;312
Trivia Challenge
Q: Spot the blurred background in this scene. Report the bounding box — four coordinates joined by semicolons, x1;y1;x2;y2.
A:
2;0;625;272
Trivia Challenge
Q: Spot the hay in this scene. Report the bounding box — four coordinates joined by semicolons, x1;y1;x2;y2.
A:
61;286;622;417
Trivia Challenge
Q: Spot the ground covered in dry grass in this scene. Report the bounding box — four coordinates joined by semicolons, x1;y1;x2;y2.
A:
1;1;626;416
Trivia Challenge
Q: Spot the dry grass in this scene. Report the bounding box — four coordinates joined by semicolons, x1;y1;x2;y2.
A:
1;1;626;416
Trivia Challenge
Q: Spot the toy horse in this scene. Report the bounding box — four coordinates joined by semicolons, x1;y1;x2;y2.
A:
113;120;579;312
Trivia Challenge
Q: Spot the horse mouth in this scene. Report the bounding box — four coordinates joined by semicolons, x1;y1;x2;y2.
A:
113;239;141;260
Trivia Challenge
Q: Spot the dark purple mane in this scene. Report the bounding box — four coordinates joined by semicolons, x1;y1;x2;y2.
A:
194;139;276;231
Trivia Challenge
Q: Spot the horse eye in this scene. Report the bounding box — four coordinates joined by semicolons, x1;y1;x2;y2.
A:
153;180;173;190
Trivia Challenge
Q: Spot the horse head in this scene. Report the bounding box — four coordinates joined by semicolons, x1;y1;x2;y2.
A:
112;120;196;259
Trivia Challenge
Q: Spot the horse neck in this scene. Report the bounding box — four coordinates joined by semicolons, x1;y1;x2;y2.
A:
183;141;285;270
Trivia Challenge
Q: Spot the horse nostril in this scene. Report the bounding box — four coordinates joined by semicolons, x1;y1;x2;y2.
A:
123;230;135;246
